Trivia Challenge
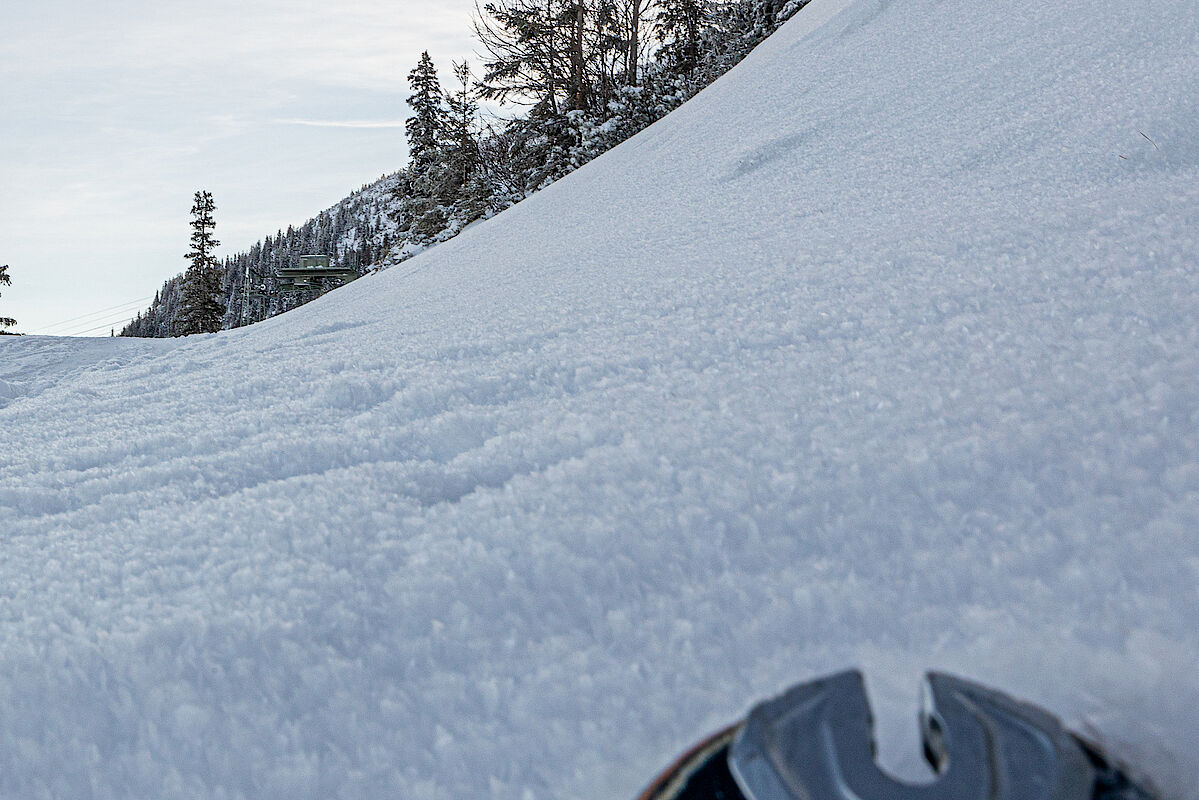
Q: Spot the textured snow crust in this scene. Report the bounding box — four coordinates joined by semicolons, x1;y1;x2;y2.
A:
2;0;1199;797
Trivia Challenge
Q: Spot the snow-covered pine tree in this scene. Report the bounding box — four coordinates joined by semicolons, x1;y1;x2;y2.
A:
404;52;452;238
442;60;490;211
406;52;447;180
0;264;16;332
178;191;225;336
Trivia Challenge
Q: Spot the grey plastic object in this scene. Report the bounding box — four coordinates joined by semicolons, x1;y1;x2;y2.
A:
728;669;1096;800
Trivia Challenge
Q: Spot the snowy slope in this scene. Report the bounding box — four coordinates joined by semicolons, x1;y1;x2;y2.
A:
3;0;1199;798
0;335;173;411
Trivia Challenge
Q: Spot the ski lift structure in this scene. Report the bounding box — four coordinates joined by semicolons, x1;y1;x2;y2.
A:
239;254;359;326
276;254;357;292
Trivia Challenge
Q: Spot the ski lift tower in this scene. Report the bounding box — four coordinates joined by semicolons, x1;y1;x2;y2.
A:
240;264;269;326
276;254;358;295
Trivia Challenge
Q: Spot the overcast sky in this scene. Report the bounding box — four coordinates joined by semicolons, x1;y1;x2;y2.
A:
0;0;480;335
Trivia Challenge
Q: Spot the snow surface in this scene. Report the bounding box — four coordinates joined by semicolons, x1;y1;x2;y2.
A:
3;0;1199;797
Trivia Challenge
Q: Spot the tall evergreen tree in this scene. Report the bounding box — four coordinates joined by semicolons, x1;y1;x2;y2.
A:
444;61;483;192
406;52;447;179
404;52;453;237
178;191;224;336
0;264;16;332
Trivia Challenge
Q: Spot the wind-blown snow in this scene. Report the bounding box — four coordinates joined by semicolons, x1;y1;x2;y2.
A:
2;0;1198;797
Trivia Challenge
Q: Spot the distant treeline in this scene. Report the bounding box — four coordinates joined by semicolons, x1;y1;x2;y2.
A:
123;0;808;338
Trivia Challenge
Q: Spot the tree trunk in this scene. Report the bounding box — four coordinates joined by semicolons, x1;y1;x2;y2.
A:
571;2;586;110
628;0;642;85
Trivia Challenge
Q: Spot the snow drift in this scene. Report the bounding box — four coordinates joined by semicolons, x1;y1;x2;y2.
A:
2;0;1198;797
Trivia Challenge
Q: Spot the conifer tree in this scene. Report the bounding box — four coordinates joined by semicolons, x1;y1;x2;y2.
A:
0;264;16;332
444;61;483;192
656;0;706;78
178;191;224;336
406;52;447;179
404;52;453;237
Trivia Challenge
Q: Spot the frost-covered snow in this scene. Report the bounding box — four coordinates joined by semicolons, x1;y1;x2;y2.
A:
2;0;1198;797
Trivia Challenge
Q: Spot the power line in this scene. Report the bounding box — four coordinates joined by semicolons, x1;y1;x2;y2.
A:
33;297;154;333
30;296;154;334
60;310;145;337
60;315;144;337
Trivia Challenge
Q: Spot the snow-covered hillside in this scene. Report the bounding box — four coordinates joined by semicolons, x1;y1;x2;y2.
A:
2;0;1198;797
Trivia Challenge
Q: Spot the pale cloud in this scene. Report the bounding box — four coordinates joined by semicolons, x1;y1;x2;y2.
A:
275;119;411;129
2;0;479;91
25;184;136;221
